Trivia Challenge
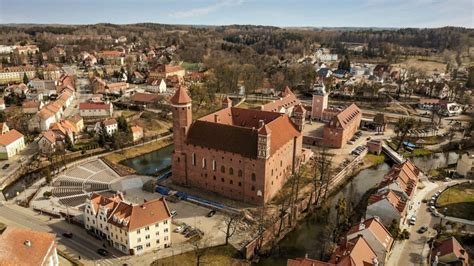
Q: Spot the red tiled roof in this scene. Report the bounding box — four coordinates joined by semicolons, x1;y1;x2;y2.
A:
103;118;117;126
22;100;41;109
79;102;111;110
38;108;55;119
432;237;469;264
368;190;407;215
346;217;394;252
169;87;192;105
131;92;162;103
261;87;300;112
379;160;419;198
40;130;57;143
0;227;56;266
287;257;334;266
187;107;300;159
331;104;361;129
131;125;143;133
98;50;123;57
0;129;24;146
329;236;378;266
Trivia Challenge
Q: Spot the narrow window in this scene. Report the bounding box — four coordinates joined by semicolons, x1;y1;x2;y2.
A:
212;160;216;171
229;168;234;175
238;170;242;177
251;173;256;181
221;166;225;173
192;153;196;166
202;158;206;169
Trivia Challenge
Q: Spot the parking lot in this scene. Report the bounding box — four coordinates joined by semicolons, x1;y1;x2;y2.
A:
123;188;227;246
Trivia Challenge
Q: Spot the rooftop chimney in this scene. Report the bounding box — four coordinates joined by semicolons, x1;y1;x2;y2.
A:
24;240;32;247
214;114;219;123
258;119;265;128
372;257;379;266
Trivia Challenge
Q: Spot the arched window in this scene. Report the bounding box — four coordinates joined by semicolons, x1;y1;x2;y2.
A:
251;173;256;181
192;153;196;166
221;166;225;173
230;180;233;185
238;170;242;177
229;168;234;175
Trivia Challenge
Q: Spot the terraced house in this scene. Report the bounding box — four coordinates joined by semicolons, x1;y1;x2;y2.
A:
84;193;172;255
170;86;307;205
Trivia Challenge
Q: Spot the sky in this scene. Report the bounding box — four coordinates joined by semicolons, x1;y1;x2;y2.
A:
0;0;472;28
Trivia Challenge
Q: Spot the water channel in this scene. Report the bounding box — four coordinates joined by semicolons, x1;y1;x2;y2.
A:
121;144;174;175
258;162;391;266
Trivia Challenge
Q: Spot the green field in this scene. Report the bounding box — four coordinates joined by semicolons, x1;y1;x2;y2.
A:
437;183;474;221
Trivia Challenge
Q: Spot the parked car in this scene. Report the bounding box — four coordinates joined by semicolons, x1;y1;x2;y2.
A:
2;164;9;170
421;199;428;203
174;225;186;233
444;177;452;182
207;210;216;217
62;232;73;238
409;216;416;225
429;206;436;212
347;140;355;145
97;248;109;256
417;226;428;234
170;210;177;217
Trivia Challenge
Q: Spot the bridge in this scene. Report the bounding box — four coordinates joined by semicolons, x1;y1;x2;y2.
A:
381;141;406;164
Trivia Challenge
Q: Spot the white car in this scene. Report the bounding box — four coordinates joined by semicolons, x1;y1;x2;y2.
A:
409;216;416;225
174;225;186;233
170;210;177;217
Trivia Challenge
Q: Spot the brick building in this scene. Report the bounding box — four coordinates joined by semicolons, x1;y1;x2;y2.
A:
322;104;362;148
170;87;305;205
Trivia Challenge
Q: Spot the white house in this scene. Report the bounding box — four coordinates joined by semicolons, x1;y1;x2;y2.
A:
0;129;26;160
84;193;172;255
102;118;118;136
38;130;59;155
147;79;167;93
456;151;474;178
79;102;113;118
366;189;407;227
22;100;44;114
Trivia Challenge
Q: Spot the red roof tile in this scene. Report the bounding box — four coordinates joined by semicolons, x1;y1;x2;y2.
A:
0;129;24;146
169;87;192;105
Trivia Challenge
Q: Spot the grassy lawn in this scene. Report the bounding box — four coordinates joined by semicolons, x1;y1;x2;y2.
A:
365;154;386;166
103;138;172;164
437;183;474;221
181;62;201;71
152;244;246;266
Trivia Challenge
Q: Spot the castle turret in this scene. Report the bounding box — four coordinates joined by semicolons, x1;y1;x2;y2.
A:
311;84;328;120
170;86;192;153
257;120;271;159
293;104;306;131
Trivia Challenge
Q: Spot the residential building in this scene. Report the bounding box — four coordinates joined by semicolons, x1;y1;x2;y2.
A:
431;237;469;266
43;64;62;80
14;45;39;55
22;100;43;114
260;87;301;116
33;108;57;132
148;64;185;81
69;115;84;132
147;78;167;93
102;118;118;136
0;65;36;84
366;189;407;226
456;151;474;178
131;92;162;106
377;160;420;200
346;217;394;264
170;86;305;205
418;98;440;110
38;130;61;154
5;83;30;95
83;193;172;255
44;102;63;121
28;79;57;96
131;125;144;142
49;120;78;143
322;104;362;148
0;226;58;266
97;50;124;65
0;129;26;160
79;102;113;118
329;236;379;266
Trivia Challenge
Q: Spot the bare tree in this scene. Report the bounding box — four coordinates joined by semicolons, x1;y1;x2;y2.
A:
310;147;334;209
190;235;212;266
219;212;243;245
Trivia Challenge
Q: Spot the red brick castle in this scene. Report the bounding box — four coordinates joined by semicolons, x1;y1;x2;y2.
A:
170;87;305;205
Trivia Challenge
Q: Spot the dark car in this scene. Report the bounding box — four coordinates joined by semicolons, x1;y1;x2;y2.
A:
207;210;216;217
97;248;109;256
417;226;428;234
62;232;73;238
2;164;9;170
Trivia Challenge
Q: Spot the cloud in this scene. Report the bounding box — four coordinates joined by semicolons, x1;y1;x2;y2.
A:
171;0;243;18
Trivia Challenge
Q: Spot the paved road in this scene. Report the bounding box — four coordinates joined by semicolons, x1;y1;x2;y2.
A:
0;203;121;265
0;141;39;189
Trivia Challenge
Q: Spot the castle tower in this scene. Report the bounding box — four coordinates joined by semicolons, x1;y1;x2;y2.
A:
257;120;271;159
222;96;232;109
170;86;192;153
293;104;306;131
311;85;328;120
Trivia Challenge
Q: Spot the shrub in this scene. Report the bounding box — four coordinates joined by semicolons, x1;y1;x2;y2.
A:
43;191;52;198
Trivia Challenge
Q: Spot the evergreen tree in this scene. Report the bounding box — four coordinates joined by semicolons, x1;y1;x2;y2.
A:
23;73;29;84
117;115;130;133
337;55;351;72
